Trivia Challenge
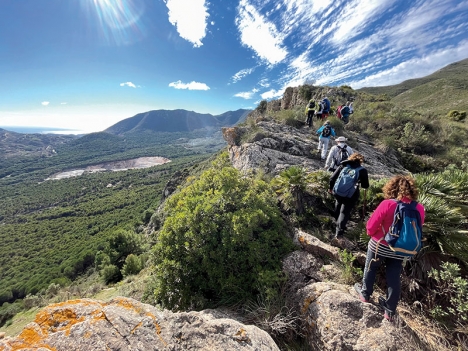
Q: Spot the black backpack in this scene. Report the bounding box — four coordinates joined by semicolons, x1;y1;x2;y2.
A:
321;126;332;137
338;145;349;163
308;101;315;109
341;106;350;116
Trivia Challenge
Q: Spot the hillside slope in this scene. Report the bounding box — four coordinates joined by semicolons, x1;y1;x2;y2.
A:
358;58;468;115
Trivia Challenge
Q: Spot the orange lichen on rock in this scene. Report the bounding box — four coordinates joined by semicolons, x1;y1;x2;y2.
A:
234;328;250;343
35;307;85;336
5;323;56;351
298;235;308;244
109;297;143;314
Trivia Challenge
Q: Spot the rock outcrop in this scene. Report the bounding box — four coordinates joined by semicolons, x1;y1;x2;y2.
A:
284;230;417;351
223;119;406;178
0;297;279;351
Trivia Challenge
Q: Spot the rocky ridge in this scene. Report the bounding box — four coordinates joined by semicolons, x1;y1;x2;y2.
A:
1;89;428;350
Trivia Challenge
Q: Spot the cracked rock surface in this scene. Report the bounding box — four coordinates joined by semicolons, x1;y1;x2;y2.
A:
0;297;279;351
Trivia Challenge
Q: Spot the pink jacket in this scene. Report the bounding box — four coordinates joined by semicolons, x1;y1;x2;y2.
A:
366;198;425;244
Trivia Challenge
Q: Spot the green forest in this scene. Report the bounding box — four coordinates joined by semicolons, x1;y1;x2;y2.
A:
0;129;218;307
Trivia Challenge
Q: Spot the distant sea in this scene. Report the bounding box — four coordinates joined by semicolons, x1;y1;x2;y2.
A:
0;126;87;135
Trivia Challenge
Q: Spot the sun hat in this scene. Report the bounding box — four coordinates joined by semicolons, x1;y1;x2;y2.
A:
336;136;347;142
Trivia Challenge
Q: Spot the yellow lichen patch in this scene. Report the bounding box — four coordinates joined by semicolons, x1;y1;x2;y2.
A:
108;297;143;315
35;308;85;336
234;328;250;343
7;324;56;351
130;321;143;335
84;330;93;339
150;316;167;346
91;309;107;323
302;296;316;313
298;235;309;245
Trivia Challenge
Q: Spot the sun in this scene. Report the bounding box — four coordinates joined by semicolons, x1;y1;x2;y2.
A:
83;0;146;46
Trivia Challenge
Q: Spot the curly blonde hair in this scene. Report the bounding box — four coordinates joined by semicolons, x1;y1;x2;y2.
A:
348;153;365;164
382;175;419;200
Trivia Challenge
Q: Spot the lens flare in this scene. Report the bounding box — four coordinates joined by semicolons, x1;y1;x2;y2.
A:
83;0;146;46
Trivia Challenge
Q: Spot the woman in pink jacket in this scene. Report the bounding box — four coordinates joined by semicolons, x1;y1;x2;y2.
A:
354;175;425;321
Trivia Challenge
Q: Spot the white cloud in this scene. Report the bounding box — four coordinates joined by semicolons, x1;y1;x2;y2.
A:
261;89;283;100
235;0;288;65
169;80;210;90
331;0;397;44
61;102;67;105
41;101;50;106
258;79;270;88
120;82;137;88
164;0;209;47
232;67;255;83
348;40;468;88
234;88;259;99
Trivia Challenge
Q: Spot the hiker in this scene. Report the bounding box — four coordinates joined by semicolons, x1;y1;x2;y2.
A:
316;121;336;160
328;153;369;238
349;101;354;114
340;102;352;124
321;97;331;119
315;100;323;120
304;99;317;127
336;104;343;120
354;175;425;322
325;136;354;172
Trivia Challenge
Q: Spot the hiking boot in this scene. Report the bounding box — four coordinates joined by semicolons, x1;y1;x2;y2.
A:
335;229;345;238
379;296;396;322
354;283;369;303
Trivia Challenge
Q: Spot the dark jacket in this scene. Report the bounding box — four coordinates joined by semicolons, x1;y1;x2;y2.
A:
329;160;369;199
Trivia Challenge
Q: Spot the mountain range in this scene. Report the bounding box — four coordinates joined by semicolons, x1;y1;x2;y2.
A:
104;109;251;135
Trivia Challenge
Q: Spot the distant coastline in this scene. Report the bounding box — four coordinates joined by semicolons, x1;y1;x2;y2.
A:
0;126;88;135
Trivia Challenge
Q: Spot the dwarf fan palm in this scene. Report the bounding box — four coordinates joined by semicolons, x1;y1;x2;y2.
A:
415;172;468;262
271;166;308;215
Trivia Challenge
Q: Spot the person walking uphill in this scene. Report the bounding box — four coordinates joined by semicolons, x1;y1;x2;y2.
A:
329;153;369;239
354;175;425;322
321;97;331;119
316;121;335;160
325;136;354;172
304;99;317;127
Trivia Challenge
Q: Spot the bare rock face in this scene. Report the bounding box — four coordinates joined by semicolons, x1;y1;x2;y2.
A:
0;297;279;351
297;282;414;351
224;121;322;175
222;120;407;178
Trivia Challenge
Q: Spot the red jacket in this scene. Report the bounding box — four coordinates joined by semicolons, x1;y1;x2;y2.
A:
366;198;425;244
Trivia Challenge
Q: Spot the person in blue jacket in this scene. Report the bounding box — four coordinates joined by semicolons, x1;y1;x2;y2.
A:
321;97;331;119
316;121;336;160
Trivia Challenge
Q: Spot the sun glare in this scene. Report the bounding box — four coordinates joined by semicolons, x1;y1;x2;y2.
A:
83;0;146;46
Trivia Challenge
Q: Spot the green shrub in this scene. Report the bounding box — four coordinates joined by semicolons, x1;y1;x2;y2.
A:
0;301;21;327
256;100;267;114
299;85;313;100
338;249;362;284
101;264;121;284
106;229;145;269
121;254;143;277
23;294;42;309
150;161;294;310
446;110;467;122
428;262;468;327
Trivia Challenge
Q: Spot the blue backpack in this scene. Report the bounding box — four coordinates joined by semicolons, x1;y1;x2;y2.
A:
322;98;331;112
384;200;423;257
333;165;363;197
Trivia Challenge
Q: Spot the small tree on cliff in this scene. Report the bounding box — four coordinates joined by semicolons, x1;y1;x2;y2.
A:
150;154;294;310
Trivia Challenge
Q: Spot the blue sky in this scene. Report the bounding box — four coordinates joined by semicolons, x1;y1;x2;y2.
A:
1;0;467;133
